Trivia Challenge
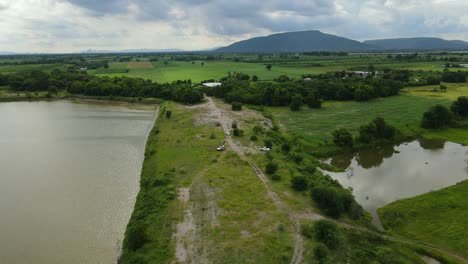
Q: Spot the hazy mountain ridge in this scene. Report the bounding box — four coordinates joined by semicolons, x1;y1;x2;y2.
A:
364;37;468;50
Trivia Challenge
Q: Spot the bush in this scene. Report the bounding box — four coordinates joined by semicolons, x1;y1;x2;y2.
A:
301;222;314;238
311;186;354;218
264;140;273;149
313;243;330;264
231;122;238;129
233;128;244;137
314;220;341;250
451;96;468;117
358;117;397;143
265;161;278;175
249;135;258;141
125;225;148;251
291;175;308;191
421;104;454;129
271;174;281;181
165;110;172;118
281;143;291;153
231;102;242;111
289;94;303;111
332;128;353;148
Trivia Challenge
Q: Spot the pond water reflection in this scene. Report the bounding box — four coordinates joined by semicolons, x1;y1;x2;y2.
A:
324;139;467;229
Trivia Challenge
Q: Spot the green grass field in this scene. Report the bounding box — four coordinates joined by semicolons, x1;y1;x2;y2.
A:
120;102;293;263
270;84;468;147
91;58;468;83
378;180;468;257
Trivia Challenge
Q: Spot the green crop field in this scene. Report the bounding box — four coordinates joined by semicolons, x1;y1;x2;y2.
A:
378;180;468;257
270;83;468;147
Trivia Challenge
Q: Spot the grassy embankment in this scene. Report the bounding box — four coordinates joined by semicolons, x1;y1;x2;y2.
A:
378;180;468;258
269;83;468;153
120;102;293;263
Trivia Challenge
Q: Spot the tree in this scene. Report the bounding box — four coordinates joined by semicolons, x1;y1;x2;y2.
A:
231;102;242;111
265;161;278;175
314;220;341;250
264;139;273;149
165;110;172;118
333;128;353;148
291;175;308;191
311;186;353;218
440;84;447;92
305;92;322;108
266;64;272;71
125;225;148;251
421;104;453;129
252;75;259;82
313;243;330;264
289;94;303;111
451;96;468;117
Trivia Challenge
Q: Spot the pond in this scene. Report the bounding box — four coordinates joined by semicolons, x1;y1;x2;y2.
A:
323;139;468;229
0;100;156;263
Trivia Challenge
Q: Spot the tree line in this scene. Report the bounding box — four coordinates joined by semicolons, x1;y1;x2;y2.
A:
0;70;204;104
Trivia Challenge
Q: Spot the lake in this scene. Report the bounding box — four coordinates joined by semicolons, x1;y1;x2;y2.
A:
0;100;156;263
323;139;468;229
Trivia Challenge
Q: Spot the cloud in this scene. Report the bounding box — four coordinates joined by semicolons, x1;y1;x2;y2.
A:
0;0;466;52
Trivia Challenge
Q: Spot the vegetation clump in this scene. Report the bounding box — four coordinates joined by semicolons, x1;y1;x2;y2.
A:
332;128;353;148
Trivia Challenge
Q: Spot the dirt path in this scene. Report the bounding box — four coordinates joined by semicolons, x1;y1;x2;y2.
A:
203;97;311;264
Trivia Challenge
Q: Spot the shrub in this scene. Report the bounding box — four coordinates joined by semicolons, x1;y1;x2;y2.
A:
231;102;242;111
313;243;330;264
281;143;291;153
301;222;314;238
289;94;303;111
311;186;354;218
421;104;454;129
332;128;353;148
314;220;341;250
233;128;244;137
291;175;308;191
249;135;258;141
265;161;278;175
231;122;238;129
451;96;468;117
125;225;148;251
271;174;281;181
165;110;172;118
358;117;397;143
264;139;273;149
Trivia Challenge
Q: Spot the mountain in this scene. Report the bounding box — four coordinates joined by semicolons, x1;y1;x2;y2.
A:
0;51;17;55
215;30;378;53
363;37;468;50
80;48;184;54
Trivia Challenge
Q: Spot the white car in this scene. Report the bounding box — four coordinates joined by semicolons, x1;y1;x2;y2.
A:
259;147;270;152
217;145;226;151
226;131;231;136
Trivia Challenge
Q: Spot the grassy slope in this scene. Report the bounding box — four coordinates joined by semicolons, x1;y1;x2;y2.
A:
120;102;292;263
271;84;468;147
378;180;468;257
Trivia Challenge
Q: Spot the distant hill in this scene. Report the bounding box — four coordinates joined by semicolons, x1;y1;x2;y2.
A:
215;30;378;53
364;37;468;50
80;48;184;54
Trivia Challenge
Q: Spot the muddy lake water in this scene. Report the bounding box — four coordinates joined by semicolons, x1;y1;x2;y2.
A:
0;101;155;263
323;139;468;229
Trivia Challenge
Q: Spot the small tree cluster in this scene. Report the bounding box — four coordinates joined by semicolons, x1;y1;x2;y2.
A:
332;128;353;148
421;104;453;129
311;186;354;218
358;117;397;143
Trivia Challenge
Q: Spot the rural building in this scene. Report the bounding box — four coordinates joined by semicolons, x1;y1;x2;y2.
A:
202;82;222;87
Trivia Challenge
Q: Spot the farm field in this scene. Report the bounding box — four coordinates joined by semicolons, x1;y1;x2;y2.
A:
270;83;468;147
85;55;468;83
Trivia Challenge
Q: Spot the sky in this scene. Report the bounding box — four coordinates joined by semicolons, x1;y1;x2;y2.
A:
0;0;467;53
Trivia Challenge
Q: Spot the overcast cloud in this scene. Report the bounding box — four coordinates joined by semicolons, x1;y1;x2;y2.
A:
0;0;467;52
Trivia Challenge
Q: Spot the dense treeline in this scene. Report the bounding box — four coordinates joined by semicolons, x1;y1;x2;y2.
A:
421;96;468;129
0;70;203;104
204;71;406;107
